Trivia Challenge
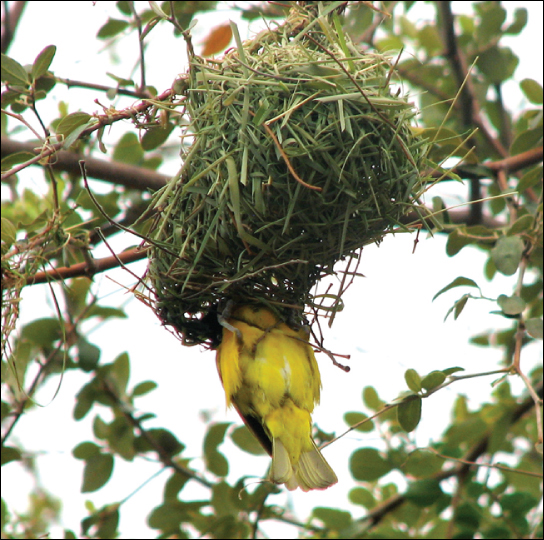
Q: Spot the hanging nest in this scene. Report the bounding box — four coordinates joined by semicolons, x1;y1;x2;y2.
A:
147;4;428;347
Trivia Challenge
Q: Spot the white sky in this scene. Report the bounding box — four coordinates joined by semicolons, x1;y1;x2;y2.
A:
2;2;542;538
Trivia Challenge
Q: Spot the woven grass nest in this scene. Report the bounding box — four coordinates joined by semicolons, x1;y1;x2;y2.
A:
147;4;428;346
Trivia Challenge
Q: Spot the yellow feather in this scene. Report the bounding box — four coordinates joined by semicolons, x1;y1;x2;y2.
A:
216;304;338;491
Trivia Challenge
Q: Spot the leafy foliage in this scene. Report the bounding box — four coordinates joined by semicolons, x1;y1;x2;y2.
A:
1;1;542;539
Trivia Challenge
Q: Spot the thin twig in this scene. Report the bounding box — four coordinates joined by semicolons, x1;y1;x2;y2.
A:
427;447;543;478
260;120;322;192
56;76;152;98
0;88;174;182
130;2;147;92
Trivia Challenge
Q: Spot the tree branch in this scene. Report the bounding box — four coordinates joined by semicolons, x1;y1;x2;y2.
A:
486;145;543;174
1;136;169;191
55;76;152;99
436;1;507;159
22;246;149;286
0;87;175;182
1;1;26;54
101;379;214;489
347;380;543;535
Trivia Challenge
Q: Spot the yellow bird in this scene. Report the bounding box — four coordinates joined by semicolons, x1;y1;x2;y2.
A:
215;304;338;491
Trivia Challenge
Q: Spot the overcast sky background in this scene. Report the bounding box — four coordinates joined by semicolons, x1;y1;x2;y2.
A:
2;2;543;538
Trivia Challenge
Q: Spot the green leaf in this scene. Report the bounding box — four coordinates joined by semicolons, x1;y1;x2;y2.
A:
497;294;526;316
399;16;418;38
1;446;22;465
34;74;56;96
141;124;175;151
500;492;538;515
1;151;35;172
135;428;184;456
81;504;119;538
147;502;187;531
107;416;136;461
212;481;241;518
148;2;169;19
231;425;266;455
421;371;446;391
1;217;17;247
504;8;527;34
475;3;506;42
404;368;422;393
117;1;133;16
375;35;403;52
132;381;157;397
344;412;374;432
65;279;92;316
510;126;543;156
517;166;543;193
403;449;443;478
106;72;135;86
454;502;481;531
62;119;96;149
1;54;29;86
84;305;128;320
417;25;442;55
21;317;63;346
206;450;229;477
483;526;514;539
312;507;352;530
164;471;189;502
32;45;56;79
81;452;114;492
362;386;384;411
441;367;465;376
93;415;109;440
109;352;130;395
97;18;129;39
113;132;143;165
469;333;490;347
397;396;422;432
431;196;447;226
446;227;496;256
478;46;518;84
445;417;488;447
136;413;156;423
458;14;474;34
73;441;101;460
204;422;230;454
204;423;230;476
349;487;376;508
350;448;393;481
508;214;534;235
433;276;480;301
1;402;10;422
73;382;96;420
444;293;470;321
525;318;543;339
487;181;507;215
77;338;101;372
404;479;444;507
56;112;92;137
520;78;543;104
94;505;119;539
487;412;513;454
491;236;525;276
